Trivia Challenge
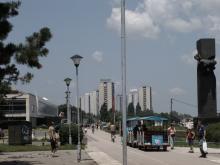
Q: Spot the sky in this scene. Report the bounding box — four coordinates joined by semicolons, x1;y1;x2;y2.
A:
5;0;220;116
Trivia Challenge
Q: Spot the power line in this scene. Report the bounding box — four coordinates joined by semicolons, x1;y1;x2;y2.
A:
171;98;197;109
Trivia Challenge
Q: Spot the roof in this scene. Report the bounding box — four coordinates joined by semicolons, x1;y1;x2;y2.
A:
139;116;168;121
127;117;140;121
127;116;168;122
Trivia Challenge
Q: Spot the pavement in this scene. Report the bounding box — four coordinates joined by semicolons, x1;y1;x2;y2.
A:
1;132;220;165
0;150;97;165
1;145;220;165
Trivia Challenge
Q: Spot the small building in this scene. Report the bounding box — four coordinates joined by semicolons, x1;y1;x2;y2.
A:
0;90;58;127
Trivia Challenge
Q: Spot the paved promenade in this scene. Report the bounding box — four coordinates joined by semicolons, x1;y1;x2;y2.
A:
0;150;97;165
1;147;220;165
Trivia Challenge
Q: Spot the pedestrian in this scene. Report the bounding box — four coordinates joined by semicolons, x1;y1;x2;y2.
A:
91;124;95;134
167;123;176;149
48;121;56;156
0;127;4;143
186;127;195;153
110;123;116;142
96;122;99;129
197;121;207;158
54;129;60;151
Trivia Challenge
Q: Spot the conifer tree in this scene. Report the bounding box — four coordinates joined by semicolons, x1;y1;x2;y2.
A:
0;1;52;102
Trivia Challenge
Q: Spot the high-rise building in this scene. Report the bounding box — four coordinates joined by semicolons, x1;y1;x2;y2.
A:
80;91;99;116
116;94;122;112
138;86;152;111
98;79;115;112
90;90;99;116
84;93;90;114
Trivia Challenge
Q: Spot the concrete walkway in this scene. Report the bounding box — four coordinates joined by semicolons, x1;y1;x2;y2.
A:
0;150;97;165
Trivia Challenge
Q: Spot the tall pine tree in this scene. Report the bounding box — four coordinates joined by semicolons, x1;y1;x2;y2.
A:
0;1;52;103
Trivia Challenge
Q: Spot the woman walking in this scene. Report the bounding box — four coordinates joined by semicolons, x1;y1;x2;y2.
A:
48;121;56;156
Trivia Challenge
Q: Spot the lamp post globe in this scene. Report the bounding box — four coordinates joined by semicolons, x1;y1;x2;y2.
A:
64;78;72;87
71;54;83;67
71;54;83;162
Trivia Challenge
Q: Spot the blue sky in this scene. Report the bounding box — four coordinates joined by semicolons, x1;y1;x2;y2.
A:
6;0;220;116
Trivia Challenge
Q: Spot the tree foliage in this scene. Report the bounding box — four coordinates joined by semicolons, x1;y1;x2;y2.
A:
100;103;109;122
136;102;141;115
206;122;220;142
0;1;52;102
127;103;135;117
59;124;83;145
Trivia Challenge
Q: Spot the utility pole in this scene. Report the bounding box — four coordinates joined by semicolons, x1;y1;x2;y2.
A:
121;0;127;165
170;98;173;123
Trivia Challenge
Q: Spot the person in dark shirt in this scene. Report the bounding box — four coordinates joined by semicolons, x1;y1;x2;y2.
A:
197;121;207;158
133;124;139;139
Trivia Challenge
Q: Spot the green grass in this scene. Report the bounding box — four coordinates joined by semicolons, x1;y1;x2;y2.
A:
0;144;77;152
175;141;220;148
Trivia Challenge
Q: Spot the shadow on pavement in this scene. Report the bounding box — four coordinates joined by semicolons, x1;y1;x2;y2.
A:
0;160;42;165
80;158;94;161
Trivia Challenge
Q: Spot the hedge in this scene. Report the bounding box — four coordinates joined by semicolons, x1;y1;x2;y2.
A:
59;124;83;145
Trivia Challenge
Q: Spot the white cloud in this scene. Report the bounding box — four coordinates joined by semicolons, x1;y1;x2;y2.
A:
92;51;103;63
107;0;220;40
206;15;220;40
170;87;186;96
107;8;160;39
181;50;197;65
199;0;220;12
166;18;202;33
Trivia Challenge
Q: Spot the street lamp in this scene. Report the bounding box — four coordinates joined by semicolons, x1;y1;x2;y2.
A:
71;54;83;162
64;77;72;145
121;0;127;165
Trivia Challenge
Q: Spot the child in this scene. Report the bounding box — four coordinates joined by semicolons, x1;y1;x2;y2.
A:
186;128;195;153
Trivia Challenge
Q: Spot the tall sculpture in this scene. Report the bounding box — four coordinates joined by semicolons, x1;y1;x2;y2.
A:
194;38;217;118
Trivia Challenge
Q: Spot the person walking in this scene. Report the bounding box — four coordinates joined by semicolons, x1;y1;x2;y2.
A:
110;123;116;142
48;121;56;156
197;121;207;158
168;123;176;149
91;124;95;134
186;128;195;153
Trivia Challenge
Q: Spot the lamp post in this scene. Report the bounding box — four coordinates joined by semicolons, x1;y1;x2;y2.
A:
121;0;127;165
71;54;83;162
64;78;72;145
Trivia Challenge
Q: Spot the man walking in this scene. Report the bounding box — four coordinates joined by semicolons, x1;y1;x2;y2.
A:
197;121;207;158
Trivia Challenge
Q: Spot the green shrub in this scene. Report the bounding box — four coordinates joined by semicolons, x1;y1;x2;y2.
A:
59;124;83;145
206;122;220;142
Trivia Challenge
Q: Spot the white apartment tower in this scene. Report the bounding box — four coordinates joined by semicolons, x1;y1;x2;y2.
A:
116;94;122;112
98;79;115;111
81;93;90;114
80;95;85;113
80;91;99;116
138;86;152;111
90;90;99;116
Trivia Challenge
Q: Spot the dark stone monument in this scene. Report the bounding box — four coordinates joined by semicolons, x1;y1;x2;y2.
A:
194;38;217;119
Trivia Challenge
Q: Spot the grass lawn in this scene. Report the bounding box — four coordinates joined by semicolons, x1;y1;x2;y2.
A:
0;144;77;152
